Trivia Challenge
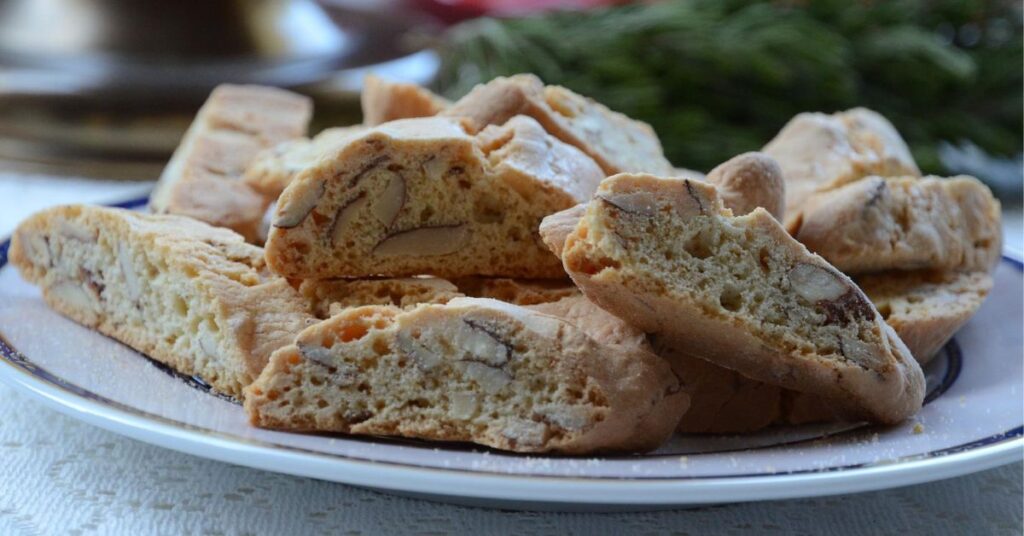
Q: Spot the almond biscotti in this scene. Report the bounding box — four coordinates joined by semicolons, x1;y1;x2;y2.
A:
858;270;993;364
243;126;368;201
151;85;312;242
361;74;451;125
441;74;674;176
244;297;687;453
10;205;314;398
794;175;1002;275
264;115;604;279
763;107;920;230
553;173;925;424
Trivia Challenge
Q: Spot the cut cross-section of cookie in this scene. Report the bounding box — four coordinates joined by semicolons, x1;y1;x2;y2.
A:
763;107;920;231
150;84;312;242
555;173;925;424
361;74;451;126
794;175;1002;275
244;297;687;453
858;270;993;365
441;74;674;176
529;287;840;435
452;277;579;306
244;126;369;201
299;277;463;318
10;205;315;398
265;115;604;279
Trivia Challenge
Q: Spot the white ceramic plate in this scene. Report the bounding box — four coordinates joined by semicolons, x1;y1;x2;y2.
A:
0;199;1021;510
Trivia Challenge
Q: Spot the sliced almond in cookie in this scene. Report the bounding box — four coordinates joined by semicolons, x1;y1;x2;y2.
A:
244;297;687;454
555;173;925;424
9;205;314;398
265;116;604;279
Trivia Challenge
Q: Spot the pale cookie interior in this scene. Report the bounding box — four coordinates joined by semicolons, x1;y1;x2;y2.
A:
859;270;993;364
245;298;686;453
11;205;313;398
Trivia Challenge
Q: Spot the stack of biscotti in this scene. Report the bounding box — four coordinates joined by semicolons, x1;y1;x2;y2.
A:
14;76;979;453
765;108;1001;364
243;89;702;452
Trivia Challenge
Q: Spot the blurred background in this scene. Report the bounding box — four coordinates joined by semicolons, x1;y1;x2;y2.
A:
0;0;1020;204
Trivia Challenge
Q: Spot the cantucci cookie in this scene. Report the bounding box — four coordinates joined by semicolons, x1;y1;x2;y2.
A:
244;297;687;454
264;115;603;279
534;252;840;434
244;126;368;200
10;205;314;398
763;107;920;230
858;270;993;364
151;85;312;242
452;277;579;305
705;152;785;221
794;175;1002;274
441;74;674;176
299;277;462;318
540;151;787;248
361;74;450;125
554;173;925;424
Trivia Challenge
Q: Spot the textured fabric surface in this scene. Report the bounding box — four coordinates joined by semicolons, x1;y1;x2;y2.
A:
0;174;1021;535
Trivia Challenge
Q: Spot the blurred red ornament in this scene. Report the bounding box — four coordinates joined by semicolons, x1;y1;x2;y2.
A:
411;0;625;24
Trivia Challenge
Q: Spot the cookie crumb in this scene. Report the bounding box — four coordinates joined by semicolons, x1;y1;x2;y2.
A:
912;423;925;434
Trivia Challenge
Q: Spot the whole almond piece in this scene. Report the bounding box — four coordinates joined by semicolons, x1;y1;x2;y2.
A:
788;263;848;303
374;225;469;257
371;172;406;226
332;194;369;246
274;180;324;228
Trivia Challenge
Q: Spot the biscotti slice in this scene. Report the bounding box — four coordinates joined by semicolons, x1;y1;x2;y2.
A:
150;85;312;242
244;297;687;453
265;115;603;279
763;107;920;230
361;74;451;125
858;270;993;364
556;173;925;424
10;205;314;398
243;126;369;200
532;261;839;435
441;74;674;176
794;175;1002;275
452;277;578;306
299;277;462;318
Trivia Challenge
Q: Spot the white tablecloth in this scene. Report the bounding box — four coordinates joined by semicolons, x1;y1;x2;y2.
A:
0;173;1020;535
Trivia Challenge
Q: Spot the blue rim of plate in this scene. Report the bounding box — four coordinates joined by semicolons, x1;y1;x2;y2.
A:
0;196;1020;483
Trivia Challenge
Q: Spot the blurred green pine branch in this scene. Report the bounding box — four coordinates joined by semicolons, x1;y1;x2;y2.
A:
435;0;1022;188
